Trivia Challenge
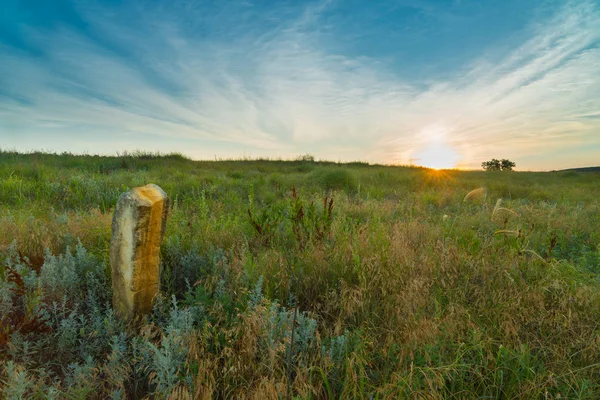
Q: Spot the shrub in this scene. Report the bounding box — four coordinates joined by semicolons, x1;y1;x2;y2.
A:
482;159;516;171
311;168;358;192
246;278;318;367
247;187;334;249
296;154;315;162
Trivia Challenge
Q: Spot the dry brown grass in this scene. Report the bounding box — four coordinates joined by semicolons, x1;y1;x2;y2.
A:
0;207;112;262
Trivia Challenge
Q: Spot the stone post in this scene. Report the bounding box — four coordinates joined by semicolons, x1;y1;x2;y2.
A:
110;184;169;320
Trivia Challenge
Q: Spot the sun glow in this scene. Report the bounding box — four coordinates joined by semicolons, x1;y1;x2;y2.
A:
415;143;460;169
412;125;460;170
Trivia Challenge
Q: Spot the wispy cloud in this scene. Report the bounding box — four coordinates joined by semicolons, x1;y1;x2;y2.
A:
0;0;598;169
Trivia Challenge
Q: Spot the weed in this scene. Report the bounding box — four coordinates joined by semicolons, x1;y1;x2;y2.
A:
1;152;599;398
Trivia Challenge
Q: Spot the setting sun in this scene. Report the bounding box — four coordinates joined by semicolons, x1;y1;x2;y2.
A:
414;143;460;169
412;126;460;169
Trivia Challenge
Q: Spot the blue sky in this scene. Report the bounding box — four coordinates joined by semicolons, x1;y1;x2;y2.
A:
1;0;599;170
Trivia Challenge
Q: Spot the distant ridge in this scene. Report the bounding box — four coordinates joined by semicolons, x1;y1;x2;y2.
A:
556;166;600;173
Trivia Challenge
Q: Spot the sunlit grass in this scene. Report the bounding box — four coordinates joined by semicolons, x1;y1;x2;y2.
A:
1;151;599;398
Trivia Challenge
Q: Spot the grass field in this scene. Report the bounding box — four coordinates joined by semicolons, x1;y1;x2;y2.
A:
1;150;599;399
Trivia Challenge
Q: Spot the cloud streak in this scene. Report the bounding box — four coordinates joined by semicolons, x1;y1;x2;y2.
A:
0;0;598;169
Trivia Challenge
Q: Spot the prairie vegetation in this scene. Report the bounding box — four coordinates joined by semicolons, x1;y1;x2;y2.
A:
1;150;599;399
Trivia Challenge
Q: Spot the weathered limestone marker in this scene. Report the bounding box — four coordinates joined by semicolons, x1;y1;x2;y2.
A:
110;184;169;320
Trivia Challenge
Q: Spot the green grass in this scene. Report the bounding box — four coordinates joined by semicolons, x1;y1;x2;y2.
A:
1;150;600;399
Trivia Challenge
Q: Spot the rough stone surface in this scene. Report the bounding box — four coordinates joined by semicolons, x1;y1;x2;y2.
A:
110;184;169;320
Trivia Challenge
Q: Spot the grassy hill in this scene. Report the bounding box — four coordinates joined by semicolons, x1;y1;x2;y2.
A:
1;150;599;398
558;166;600;173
